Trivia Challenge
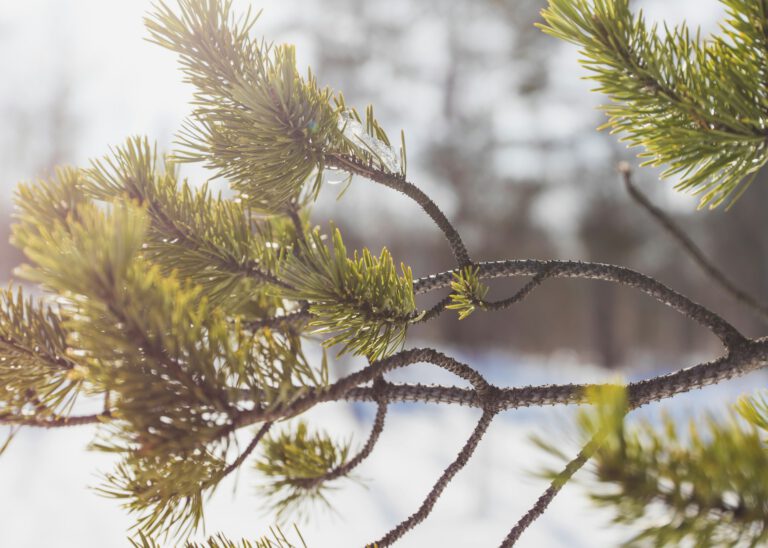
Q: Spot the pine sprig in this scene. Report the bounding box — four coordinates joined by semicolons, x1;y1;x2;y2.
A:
255;421;352;520
536;386;768;547
146;1;404;212
446;267;489;320
737;391;768;434
279;227;417;361
84;136;292;310
98;447;228;539
540;0;768;208
0;286;84;419
13;198;331;538
146;0;339;212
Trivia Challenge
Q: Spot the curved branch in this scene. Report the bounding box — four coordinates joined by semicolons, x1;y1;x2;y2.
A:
233;348;491;430
325;153;471;267
413;271;552;323
413;260;745;348
413;296;452;324
295;384;388;489
622;167;768;322
480;269;553;312
245;307;312;331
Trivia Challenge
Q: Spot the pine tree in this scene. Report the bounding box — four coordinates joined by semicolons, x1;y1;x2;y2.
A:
2;0;768;545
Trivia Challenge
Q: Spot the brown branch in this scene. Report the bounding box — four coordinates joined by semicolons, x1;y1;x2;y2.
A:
413;260;745;348
412;271;551;323
621;165;768;322
325;153;472;267
480;269;553;312
413;296;452;324
295;379;388;489
286;201;309;258
217;421;273;483
342;340;768;411
232;348;495;429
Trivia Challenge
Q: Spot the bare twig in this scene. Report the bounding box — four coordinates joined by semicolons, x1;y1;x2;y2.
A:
370;357;496;546
217;421;273;483
500;431;606;547
480;269;553;312
245;306;312;331
413;270;552;323
295;378;388;489
372;409;497;547
413;296;452;324
621;165;768;322
325;153;472;267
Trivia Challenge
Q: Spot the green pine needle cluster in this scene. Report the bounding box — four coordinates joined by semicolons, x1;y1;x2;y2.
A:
9;163;325;536
280;227;417;361
540;0;768;208
131;526;307;548
145;0;403;213
146;0;336;211
255;421;352;519
85;136;291;310
447;267;488;320
538;386;768;547
0;286;84;421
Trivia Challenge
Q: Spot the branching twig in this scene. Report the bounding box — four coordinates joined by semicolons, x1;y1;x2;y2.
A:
621;165;768;322
371;358;497;547
413;260;745;347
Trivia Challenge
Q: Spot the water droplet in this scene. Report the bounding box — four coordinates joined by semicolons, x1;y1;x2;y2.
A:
338;111;400;173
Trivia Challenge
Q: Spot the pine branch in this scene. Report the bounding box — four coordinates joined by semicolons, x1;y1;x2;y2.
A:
217;421;273;482
84;137;293;305
279;227;417;360
540;0;768;207
146;1;339;212
0;412;109;428
0;285;85;419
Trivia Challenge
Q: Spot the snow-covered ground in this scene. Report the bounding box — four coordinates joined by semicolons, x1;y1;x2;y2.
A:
2;349;764;547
